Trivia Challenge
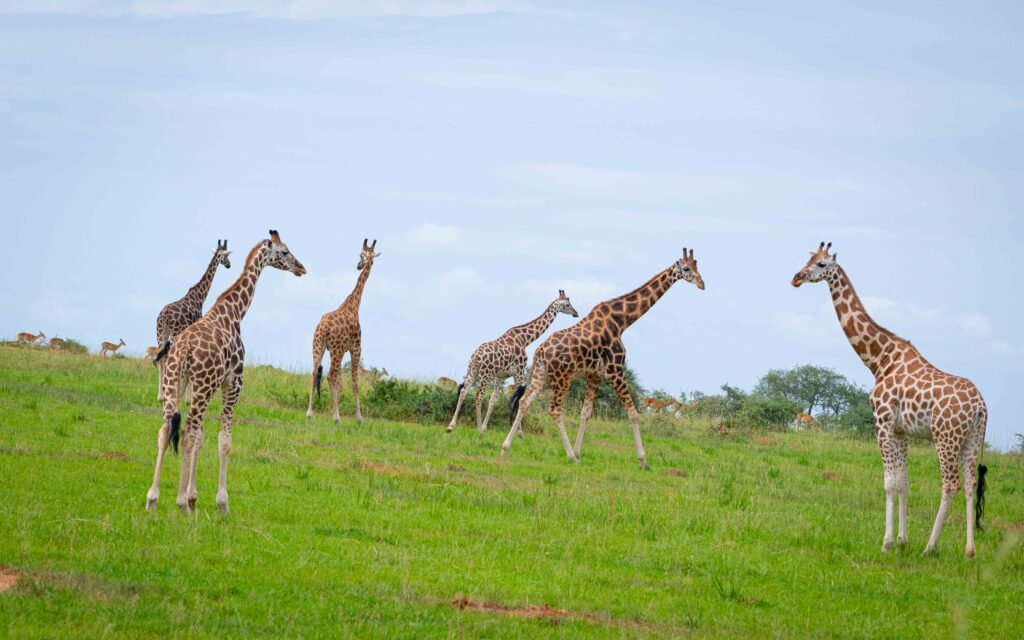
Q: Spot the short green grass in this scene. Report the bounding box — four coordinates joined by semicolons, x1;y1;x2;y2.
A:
1;346;1022;638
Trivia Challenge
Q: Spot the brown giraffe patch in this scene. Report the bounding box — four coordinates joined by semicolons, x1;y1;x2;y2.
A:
502;249;705;469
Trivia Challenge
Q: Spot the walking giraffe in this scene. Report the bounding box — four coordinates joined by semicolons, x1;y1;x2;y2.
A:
154;240;232;401
306;239;380;425
446;290;578;433
502;249;705;468
792;242;988;557
146;231;305;514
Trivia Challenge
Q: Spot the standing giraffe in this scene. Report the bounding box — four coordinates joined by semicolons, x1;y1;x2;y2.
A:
154;240;232;401
306;239;380;425
446;290;578;433
502;249;705;468
792;242;988;557
146;231;305;514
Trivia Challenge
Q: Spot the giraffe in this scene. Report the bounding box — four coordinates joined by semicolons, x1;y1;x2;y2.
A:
154;240;232;401
17;331;45;345
146;230;305;514
446;290;578;433
502;249;705;468
792;242;988;557
100;338;125;356
306;239;380;425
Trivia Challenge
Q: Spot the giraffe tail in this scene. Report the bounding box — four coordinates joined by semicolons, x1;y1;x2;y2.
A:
169;412;182;454
315;364;323;399
153;339;171;364
509;385;526;426
976;463;988;531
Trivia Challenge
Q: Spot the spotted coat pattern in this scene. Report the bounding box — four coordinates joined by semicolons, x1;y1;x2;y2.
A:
793;242;987;557
145;231;306;514
502;249;706;469
154;240;232;400
305;239;379;425
446;290;578;433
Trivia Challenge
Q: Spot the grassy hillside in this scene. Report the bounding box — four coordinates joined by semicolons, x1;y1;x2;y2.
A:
0;345;1022;638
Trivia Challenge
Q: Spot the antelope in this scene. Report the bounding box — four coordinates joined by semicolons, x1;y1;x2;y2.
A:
437;377;458;389
17;330;46;345
795;412;816;427
49;337;66;349
100;338;126;356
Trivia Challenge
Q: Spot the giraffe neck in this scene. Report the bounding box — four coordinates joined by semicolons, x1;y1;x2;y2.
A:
185;253;221;307
826;266;904;378
600;267;676;335
208;242;267;325
506;304;559;347
341;261;373;310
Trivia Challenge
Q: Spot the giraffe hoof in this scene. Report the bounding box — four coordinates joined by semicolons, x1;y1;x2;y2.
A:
146;497;158;511
896;536;908;548
639;460;650;471
965;544;975;559
921;546;937;557
188;497;197;511
882;540;894;552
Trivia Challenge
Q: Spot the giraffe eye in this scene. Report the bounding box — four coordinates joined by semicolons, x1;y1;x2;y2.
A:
817;262;827;268
682;265;690;271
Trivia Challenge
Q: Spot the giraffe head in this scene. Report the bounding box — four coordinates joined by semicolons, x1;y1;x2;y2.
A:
792;241;837;287
552;289;579;317
265;230;307;276
212;239;232;269
358;238;381;271
671;248;705;290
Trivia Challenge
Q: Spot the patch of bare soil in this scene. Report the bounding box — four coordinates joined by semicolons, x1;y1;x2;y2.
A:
453;598;571;619
447;464;467;472
754;437;771;445
822;471;843;481
665;469;686;477
1005;522;1024;531
100;451;129;461
0;568;21;593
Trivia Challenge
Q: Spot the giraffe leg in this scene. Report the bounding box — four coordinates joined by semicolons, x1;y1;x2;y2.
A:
923;431;964;556
146;403;176;511
893;435;909;548
874;413;900;551
961;419;985;558
446;372;474;432
350;349;363;425
474;379;484;430
306;341;325;420
176;394;209;514
216;371;242;515
513;366;527;437
502;372;545;456
573;374;600;460
480;380;501;432
609;368;647;469
156;359;165;402
547;381;577;463
328;359;342;424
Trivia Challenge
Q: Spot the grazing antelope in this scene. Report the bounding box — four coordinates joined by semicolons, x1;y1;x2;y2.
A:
17;330;46;345
795;412;816;427
792;241;988;557
641;397;674;414
100;339;125;356
437;377;458;389
146;346;162;358
674;400;700;416
503;249;706;468
49;337;66;349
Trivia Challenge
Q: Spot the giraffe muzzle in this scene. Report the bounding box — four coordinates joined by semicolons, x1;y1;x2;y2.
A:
791;273;805;287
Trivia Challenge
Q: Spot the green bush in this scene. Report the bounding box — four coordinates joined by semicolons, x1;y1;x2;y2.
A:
61;339;89;354
734;397;802;430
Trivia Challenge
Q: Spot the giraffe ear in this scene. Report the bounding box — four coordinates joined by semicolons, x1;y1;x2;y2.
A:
363;238;368;249
371;239;377;249
269;230;280;242
559;289;566;298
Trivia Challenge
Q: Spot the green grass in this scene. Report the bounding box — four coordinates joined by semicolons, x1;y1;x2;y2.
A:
1;345;1022;638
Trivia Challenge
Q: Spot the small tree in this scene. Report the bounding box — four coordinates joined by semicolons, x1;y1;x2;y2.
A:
754;364;857;417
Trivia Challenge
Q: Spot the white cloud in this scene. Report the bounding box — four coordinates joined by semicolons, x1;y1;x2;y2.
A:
0;0;534;19
958;312;992;336
406;223;463;250
442;266;483;287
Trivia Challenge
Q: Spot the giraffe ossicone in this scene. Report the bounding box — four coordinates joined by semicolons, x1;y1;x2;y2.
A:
793;241;987;558
446;288;579;434
502;248;705;469
146;230;306;515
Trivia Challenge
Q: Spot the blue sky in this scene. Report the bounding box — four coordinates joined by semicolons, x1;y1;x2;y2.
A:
1;1;1021;447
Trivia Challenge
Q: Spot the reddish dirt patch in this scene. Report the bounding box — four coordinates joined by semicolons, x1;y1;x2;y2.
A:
447;464;467;472
363;462;400;476
665;469;686;477
822;471;843;481
100;451;129;461
0;568;21;593
754;437;771;445
1005;522;1024;531
453;598;571;619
